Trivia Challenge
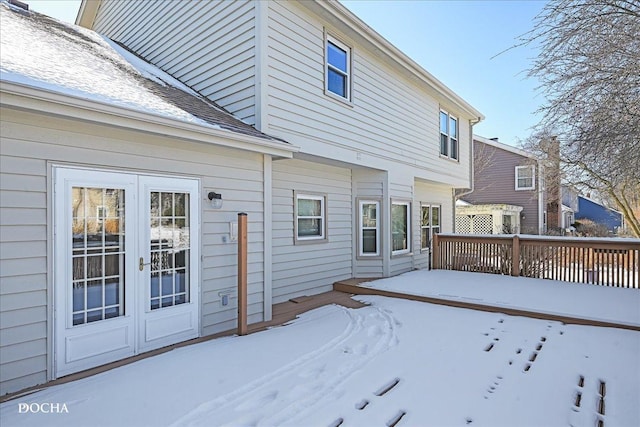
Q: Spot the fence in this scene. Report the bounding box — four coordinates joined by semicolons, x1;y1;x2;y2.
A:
432;234;640;288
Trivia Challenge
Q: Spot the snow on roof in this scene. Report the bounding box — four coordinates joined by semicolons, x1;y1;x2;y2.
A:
0;1;283;142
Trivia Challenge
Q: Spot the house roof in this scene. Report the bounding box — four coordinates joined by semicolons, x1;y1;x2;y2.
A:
473;134;537;160
0;1;292;148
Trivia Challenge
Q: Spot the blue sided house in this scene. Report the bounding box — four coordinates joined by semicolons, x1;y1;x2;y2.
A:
575;196;623;233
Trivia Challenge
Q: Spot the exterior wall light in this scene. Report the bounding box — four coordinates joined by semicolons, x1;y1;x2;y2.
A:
208;191;223;209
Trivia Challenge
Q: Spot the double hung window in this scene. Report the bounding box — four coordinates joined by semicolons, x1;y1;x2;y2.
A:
326;35;351;100
359;200;380;257
440;110;458;160
515;165;535;190
295;192;327;243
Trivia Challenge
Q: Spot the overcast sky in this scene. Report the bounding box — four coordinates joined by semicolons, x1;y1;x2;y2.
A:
26;0;546;147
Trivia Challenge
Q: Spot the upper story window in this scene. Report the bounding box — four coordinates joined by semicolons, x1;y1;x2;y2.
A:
440;110;458;160
421;204;440;250
294;191;327;244
515;165;535;190
326;35;351;101
391;201;411;255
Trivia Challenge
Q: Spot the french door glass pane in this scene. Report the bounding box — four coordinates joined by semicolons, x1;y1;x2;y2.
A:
72;187;125;325
150;192;190;310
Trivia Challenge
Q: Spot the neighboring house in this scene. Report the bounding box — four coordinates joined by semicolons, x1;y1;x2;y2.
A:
0;0;482;395
455;201;523;234
561;185;578;232
457;135;545;234
575;196;624;234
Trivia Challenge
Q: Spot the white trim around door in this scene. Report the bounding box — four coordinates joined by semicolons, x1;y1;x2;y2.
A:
53;167;200;378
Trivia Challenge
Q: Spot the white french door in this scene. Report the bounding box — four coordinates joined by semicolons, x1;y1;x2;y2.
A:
54;168;199;377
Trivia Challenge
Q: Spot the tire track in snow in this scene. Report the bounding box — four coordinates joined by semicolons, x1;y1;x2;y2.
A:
170;306;399;427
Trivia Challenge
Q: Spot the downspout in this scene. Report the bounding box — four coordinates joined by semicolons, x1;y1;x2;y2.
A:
538;161;545;234
453;117;482;232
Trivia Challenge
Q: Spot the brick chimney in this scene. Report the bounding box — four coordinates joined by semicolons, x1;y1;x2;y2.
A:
545;136;561;232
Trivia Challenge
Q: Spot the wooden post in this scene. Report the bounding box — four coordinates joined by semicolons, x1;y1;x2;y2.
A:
431;232;439;270
512;234;520;277
237;213;248;335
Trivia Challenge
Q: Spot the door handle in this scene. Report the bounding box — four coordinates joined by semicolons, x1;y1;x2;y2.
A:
139;257;151;271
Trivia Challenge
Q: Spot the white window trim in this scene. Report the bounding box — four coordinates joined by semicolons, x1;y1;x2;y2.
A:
391;200;411;256
439;109;459;161
325;33;352;103
294;191;328;244
515;165;536;190
421;203;441;251
358;199;381;258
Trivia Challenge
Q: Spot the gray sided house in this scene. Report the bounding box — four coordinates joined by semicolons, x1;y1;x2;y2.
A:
1;0;482;395
458;135;545;235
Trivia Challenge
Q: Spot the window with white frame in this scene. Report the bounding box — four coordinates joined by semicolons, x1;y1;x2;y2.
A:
326;35;351;100
440;110;458;160
515;165;535;190
294;192;327;243
421;204;440;250
391;201;411;255
359;200;380;257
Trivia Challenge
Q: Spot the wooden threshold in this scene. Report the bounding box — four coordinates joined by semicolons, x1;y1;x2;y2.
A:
334;281;640;332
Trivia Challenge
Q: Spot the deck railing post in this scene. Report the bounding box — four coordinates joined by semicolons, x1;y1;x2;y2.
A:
512;234;520;277
237;212;248;336
432;233;440;270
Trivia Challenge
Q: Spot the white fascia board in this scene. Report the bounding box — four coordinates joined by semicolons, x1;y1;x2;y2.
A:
75;0;100;28
312;0;484;121
474;134;537;160
1;81;298;158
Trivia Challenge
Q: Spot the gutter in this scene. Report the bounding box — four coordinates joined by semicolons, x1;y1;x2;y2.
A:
0;80;299;158
452;117;482;233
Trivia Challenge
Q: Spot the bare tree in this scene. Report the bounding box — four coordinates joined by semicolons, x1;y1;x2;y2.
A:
520;0;640;237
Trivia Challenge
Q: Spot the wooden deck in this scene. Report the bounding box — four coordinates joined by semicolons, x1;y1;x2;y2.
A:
333;280;640;332
1;290;366;402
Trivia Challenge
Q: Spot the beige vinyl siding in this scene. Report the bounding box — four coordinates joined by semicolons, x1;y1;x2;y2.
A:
413;181;453;270
389;181;414;276
0;152;48;395
92;0;257;125
272;159;352;302
352;169;385;278
0;108;267;394
264;0;471;187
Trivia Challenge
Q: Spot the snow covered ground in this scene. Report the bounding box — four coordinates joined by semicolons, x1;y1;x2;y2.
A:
2;271;639;427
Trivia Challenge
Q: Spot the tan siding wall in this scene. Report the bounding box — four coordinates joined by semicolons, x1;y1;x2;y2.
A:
264;0;472;187
0;108;266;394
389;181;414;276
0;150;48;395
92;0;257;125
352;169;385;278
414;182;453;270
272;159;352;302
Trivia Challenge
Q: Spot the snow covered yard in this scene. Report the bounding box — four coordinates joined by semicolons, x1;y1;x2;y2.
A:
2;272;639;427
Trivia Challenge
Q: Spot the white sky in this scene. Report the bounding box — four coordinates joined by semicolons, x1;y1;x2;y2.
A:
26;0;546;147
